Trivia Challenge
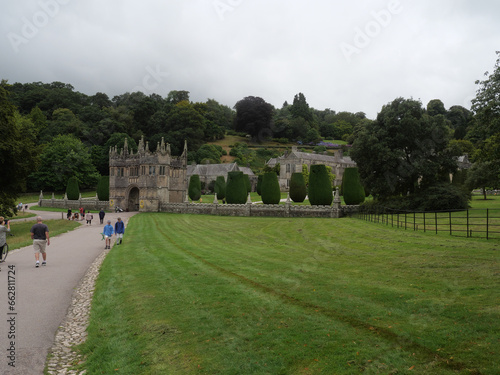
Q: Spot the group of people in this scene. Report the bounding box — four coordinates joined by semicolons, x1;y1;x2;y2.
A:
67;208;107;225
102;217;125;249
0;210;125;269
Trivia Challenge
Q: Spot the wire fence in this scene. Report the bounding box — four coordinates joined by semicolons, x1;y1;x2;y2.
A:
354;207;500;240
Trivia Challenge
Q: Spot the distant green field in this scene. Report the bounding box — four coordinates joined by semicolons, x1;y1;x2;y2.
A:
77;214;499;374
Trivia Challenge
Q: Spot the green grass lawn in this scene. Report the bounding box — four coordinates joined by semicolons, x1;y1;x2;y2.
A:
77;214;499;374
5;220;80;251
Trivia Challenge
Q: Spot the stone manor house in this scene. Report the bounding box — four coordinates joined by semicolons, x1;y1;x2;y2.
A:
267;146;357;190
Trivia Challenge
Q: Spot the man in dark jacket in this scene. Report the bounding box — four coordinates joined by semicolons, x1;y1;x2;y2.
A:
114;217;125;245
98;209;105;224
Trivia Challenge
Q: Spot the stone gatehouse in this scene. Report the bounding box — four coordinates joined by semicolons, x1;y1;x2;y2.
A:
109;136;188;211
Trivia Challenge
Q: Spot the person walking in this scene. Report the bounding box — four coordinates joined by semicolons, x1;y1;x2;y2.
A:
98;208;105;224
86;211;94;225
30;216;50;268
0;217;10;269
114;217;125;245
102;220;114;249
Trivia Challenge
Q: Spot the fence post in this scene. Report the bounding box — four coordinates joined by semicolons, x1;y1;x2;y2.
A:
487;209;489;240
467;209;469;238
435;212;438;234
449;211;452;236
423;212;426;233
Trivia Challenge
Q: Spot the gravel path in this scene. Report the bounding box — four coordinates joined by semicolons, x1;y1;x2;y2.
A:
0;206;135;375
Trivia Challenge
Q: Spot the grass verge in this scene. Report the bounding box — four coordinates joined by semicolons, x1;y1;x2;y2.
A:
5;220;80;251
78;214;499;374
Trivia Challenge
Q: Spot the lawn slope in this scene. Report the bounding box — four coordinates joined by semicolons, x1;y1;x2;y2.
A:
78;214;499;374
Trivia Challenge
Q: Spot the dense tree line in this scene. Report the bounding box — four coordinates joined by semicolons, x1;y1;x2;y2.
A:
1;51;498;215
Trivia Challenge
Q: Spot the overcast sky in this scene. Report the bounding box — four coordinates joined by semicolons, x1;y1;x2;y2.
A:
1;0;499;119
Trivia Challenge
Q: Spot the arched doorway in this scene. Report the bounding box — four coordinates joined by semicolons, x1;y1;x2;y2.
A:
127;187;140;211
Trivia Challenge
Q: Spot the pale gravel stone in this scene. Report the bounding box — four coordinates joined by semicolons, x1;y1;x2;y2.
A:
46;250;109;374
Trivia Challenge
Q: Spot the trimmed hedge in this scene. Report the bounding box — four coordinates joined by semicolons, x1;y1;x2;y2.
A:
308;164;332;206
226;171;247;204
66;176;80;200
261;172;281;205
96;176;109;201
289;172;306;203
214;176;226;200
342;167;365;205
256;175;263;196
188;174;202;201
244;174;252;193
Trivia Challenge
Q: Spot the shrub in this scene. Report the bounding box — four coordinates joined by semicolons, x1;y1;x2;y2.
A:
66;176;80;200
207;180;216;194
214;176;226;200
342;167;365;205
96;176;109;201
188;175;202;201
256;175;263;196
360;183;471;212
308;165;333;206
409;183;470;211
261;172;281;204
226;171;247;204
289;172;306;203
244;174;252;193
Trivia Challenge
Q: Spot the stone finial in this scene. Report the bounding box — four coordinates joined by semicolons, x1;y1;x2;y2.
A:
246;193;252;205
286;192;291;204
334;187;341;203
138;136;145;153
39;190;43;200
213;193;218;204
123;137;129;155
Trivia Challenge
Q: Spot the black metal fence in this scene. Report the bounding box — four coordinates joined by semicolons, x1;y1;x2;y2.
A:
355;207;500;240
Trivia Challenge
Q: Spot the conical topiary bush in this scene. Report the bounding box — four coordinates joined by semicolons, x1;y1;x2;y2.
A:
289;172;306;203
342;167;365;205
214;175;226;201
96;175;109;201
256;174;263;196
308;164;333;206
226;171;247;204
188;174;202;201
66;176;80;200
261;172;281;204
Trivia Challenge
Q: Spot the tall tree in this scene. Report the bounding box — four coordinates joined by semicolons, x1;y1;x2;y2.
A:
290;92;313;123
470;51;500;141
426;99;446;117
29;134;100;192
351;97;456;199
234;96;274;141
0;85;39;216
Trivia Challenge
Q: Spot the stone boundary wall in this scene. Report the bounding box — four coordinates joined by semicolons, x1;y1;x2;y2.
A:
39;198;109;211
159;202;359;218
